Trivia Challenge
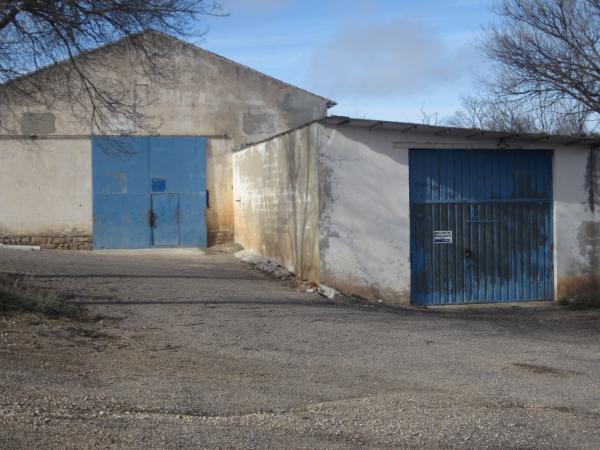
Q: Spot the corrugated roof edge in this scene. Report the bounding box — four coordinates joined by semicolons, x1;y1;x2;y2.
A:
1;29;336;108
323;115;600;147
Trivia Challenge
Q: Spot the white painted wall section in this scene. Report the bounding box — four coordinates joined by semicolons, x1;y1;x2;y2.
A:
553;147;599;299
0;139;92;235
318;125;411;303
233;123;320;281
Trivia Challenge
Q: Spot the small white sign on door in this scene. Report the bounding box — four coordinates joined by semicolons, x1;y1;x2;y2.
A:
433;230;453;244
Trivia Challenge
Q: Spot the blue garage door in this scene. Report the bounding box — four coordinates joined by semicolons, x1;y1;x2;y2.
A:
409;149;553;305
92;136;206;249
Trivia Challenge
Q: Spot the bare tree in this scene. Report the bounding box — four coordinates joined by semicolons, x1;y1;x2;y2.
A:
482;0;600;132
447;93;591;134
420;108;441;126
0;1;222;133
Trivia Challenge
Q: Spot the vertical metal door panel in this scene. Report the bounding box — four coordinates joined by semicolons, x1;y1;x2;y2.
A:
152;194;179;246
92;137;148;194
178;193;208;247
410;149;553;305
92;137;150;249
149;136;206;247
93;194;150;249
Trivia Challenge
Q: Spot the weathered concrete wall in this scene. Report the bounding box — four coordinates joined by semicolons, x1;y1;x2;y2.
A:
0;138;92;242
554;147;600;301
318;125;411;304
0;31;330;245
233;123;320;280
319;124;599;304
0;234;92;250
206;138;234;245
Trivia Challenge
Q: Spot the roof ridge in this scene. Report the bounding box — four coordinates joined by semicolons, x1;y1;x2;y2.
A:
3;29;336;107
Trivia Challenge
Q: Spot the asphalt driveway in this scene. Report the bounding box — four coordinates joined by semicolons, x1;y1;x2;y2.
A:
0;246;599;449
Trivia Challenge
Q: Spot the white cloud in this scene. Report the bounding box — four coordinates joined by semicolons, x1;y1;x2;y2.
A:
308;18;479;98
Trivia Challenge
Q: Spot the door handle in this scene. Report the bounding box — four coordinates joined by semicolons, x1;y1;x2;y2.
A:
464;248;472;258
147;209;156;228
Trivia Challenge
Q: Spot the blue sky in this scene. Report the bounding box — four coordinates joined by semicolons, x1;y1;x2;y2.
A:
197;0;496;122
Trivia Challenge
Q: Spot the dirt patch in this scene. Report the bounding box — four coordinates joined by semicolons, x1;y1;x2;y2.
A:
512;363;581;377
1;248;600;448
0;273;90;319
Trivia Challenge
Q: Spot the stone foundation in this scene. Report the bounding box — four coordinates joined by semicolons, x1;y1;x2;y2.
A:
0;234;93;250
208;230;234;247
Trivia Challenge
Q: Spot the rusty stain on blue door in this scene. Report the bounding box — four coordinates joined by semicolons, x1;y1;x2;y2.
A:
93;136;206;249
409;149;554;305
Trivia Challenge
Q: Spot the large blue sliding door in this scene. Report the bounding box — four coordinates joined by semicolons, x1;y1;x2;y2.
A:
92;136;206;249
409;149;554;305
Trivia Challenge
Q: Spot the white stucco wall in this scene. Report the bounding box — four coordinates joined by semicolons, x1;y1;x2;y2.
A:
233;123;320;281
318;126;411;303
553;147;599;299
319;124;598;304
0;138;92;235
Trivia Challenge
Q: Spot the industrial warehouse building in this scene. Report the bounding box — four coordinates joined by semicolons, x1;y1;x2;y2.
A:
0;30;333;249
1;31;598;305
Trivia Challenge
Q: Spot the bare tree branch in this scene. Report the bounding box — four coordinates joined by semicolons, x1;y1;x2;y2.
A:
483;0;600;129
0;0;223;135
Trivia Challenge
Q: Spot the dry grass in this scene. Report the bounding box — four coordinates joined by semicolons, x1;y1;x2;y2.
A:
0;274;82;318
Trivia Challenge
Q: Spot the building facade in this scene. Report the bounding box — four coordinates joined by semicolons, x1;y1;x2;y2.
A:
233;117;600;305
0;31;332;249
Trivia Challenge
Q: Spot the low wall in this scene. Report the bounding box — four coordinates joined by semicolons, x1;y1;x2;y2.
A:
232;123;320;281
1;234;92;250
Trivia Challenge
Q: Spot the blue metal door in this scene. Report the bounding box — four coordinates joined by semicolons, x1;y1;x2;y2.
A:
409;149;553;305
92;137;151;249
92;136;206;249
151;194;179;246
149;136;206;247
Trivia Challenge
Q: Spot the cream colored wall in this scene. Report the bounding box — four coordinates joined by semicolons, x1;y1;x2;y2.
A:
553;147;599;300
233;123;320;281
319;124;599;304
206;138;234;243
318;125;411;303
0;138;92;235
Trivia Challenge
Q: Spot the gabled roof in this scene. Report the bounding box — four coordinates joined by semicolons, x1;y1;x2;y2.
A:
323;115;600;147
4;29;336;108
146;30;336;107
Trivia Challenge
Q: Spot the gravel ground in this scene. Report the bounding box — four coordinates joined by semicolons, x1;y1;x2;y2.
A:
0;246;599;449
